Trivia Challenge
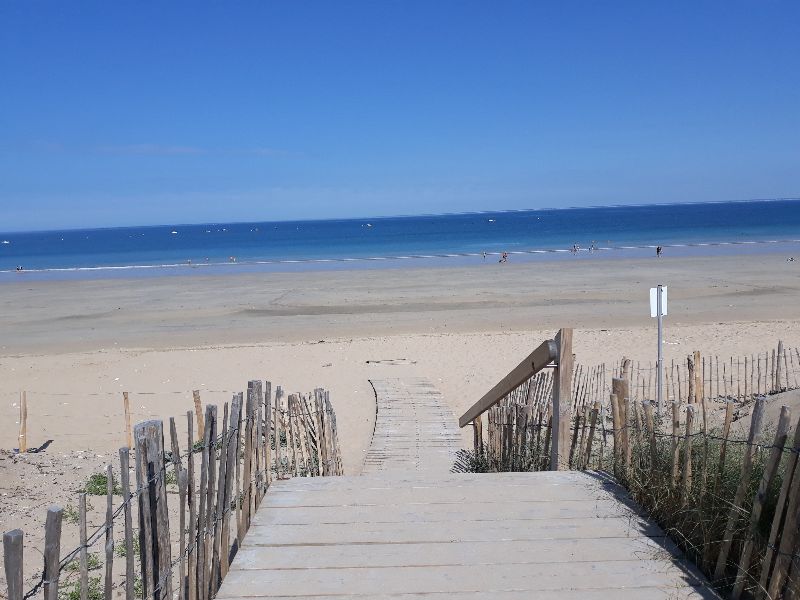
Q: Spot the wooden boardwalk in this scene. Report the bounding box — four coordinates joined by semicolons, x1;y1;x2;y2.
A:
362;378;460;474
216;377;719;599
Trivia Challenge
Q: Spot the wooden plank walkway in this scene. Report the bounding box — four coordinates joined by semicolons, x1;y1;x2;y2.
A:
216;377;719;599
362;378;460;474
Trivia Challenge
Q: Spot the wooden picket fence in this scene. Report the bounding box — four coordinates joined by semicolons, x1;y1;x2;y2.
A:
3;381;343;600
466;365;609;472
607;370;800;599
615;341;800;406
466;342;800;471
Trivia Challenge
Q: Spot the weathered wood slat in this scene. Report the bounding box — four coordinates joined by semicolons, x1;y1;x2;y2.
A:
211;403;229;594
551;328;574;470
245;514;662;546
135;419;173;600
213;590;715;600
218;558;707;597
233;536;684;570
43;506;63;600
3;529;23;600
251;498;638;525
103;464;114;600
79;493;88;600
186;411;197;600
118;449;135;600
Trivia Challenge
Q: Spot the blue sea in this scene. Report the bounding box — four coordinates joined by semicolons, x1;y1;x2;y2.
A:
2;200;800;281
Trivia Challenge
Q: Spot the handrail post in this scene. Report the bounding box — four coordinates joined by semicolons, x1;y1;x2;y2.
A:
550;328;574;470
473;415;483;456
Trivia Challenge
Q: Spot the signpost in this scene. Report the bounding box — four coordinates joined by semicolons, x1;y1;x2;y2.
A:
650;285;667;415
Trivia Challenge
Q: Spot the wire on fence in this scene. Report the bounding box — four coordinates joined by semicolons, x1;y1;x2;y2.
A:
15;386;343;600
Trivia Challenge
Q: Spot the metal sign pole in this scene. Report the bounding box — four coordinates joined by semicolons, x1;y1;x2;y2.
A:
657;284;664;415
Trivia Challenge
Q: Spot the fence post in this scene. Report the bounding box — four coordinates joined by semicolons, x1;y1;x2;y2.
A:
694;351;702;404
43;506;63;600
609;393;621;477
3;529;23;600
612;377;630;476
681;405;694;505
185;412;197;600
123;392;132;449
104;464;114;600
550;328;573;471
473;415;483;456
274;387;283;479
731;406;791;599
713;400;734;495
671;401;681;487
315;389;328;476
714;397;766;583
119;448;135;600
264;382;273;489
211;403;229;595
198;405;217;600
255;388;264;499
134;419;173;600
193;391;205;440
79;493;88;600
584;401;600;469
221;394;242;581
759;414;800;596
243;381;260;530
18;391;27;453
288;394;299;476
772;349;777;393
643;401;657;470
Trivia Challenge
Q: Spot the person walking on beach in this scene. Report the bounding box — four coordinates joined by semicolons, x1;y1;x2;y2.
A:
656;245;662;258
499;251;508;263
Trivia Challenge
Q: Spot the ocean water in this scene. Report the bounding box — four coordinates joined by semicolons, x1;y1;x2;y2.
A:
2;199;800;280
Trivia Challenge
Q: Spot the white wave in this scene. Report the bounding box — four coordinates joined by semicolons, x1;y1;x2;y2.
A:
2;237;800;276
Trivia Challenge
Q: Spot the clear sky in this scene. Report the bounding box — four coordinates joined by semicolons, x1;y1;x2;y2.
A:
1;1;799;231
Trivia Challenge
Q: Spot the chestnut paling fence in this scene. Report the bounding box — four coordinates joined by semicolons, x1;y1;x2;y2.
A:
458;337;800;599
3;381;343;600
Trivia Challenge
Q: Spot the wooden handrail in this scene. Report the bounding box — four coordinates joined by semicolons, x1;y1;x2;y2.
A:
458;338;559;428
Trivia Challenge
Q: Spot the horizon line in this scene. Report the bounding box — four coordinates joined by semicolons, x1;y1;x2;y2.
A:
2;196;799;236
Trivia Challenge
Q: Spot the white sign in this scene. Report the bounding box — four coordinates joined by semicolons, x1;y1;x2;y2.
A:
650;286;668;318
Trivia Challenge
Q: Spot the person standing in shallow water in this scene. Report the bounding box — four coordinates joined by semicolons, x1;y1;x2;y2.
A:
656;246;662;258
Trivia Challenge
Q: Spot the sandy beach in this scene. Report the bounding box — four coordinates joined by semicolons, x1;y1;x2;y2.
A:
2;251;800;583
3;251;800;456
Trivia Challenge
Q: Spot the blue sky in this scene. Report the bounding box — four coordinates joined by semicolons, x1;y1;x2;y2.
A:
1;1;799;231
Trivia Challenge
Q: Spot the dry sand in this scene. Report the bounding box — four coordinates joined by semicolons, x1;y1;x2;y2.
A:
2;251;800;588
